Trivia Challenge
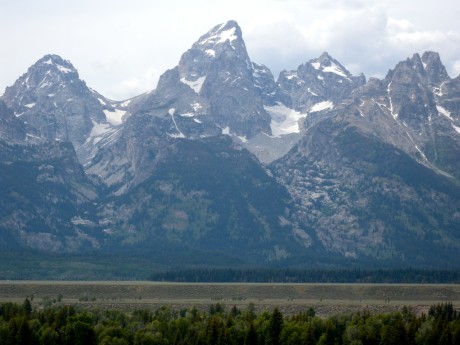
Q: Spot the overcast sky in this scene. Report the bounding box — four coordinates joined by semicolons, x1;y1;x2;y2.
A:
1;0;460;100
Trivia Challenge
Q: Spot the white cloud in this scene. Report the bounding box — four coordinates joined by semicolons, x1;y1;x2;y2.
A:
386;17;460;47
382;16;460;77
386;18;415;33
245;2;391;77
389;30;455;45
453;60;460;77
1;0;460;98
110;68;161;100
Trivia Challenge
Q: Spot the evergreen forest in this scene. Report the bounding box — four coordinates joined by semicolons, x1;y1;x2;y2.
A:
0;299;459;345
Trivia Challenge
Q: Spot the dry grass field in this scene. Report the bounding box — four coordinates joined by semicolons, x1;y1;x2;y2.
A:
1;281;459;317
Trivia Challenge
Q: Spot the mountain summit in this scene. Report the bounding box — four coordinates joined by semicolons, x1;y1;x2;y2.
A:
272;51;460;265
1;54;110;161
130;20;271;139
0;21;459;272
276;52;366;113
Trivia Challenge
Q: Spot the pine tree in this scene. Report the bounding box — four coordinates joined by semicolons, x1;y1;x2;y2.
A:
268;308;283;345
22;298;32;318
244;322;257;345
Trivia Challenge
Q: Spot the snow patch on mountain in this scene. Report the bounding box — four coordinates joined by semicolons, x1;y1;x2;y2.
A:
86;121;113;145
180;76;206;93
38;80;51;89
323;63;349;79
452;124;460;134
217;27;237;44
307;88;318;96
169;113;185;138
205;49;216;57
433;82;446;96
437;105;453;120
265;103;307;137
90;121;112;137
200;27;237;46
121;99;131;107
56;65;73;74
192;102;202;112
310;101;334;113
103;109;126;125
286;72;298;80
236;135;248;143
387;81;398;120
311;62;321;70
43;58;73;74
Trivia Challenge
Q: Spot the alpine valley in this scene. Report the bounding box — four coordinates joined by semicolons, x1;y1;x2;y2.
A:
1;21;459;277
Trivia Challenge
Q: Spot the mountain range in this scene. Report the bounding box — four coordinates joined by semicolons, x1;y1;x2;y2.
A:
1;20;459;273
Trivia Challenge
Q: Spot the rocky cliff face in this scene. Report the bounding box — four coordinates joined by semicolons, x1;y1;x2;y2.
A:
95;135;312;263
271;51;460;266
243;52;366;163
128;20;271;140
276;52;366;113
0;100;27;142
345;52;460;180
0;21;459;268
86;21;283;194
0;54;126;163
0;99;99;252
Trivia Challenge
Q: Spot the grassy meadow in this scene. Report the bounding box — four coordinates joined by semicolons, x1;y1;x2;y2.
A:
1;281;459;317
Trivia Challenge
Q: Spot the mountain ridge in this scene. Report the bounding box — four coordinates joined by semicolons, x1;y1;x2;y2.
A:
0;20;459;272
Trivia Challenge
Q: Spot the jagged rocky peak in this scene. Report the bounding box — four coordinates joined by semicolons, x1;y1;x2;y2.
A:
252;62;278;105
28;54;79;79
387;52;449;88
35;54;78;76
384;53;421;89
177;20;250;88
295;51;364;83
313;52;351;76
276;52;365;113
195;20;272;138
421;51;450;88
348;51;460;180
195;20;245;52
178;20;255;93
2;54;79;106
0;54;107;159
135;20;271;139
384;53;438;126
192;20;248;62
356;77;383;97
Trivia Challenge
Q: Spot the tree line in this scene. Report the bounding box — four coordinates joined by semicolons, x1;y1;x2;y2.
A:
150;268;460;283
0;299;459;344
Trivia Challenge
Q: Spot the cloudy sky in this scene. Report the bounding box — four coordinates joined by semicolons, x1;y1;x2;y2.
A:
1;0;460;100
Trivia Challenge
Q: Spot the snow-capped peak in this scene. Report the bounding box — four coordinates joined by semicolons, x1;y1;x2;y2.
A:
200;26;237;45
38;54;76;75
197;20;241;48
309;52;351;80
6;54;80;99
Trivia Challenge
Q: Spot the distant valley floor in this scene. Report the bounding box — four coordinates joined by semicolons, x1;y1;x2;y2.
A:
1;281;459;317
